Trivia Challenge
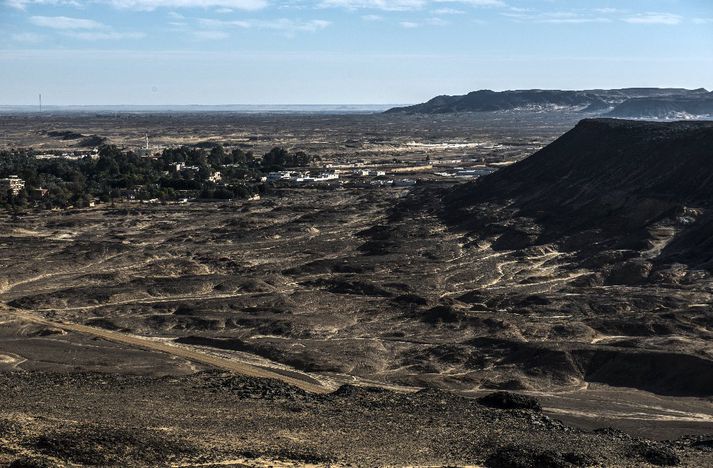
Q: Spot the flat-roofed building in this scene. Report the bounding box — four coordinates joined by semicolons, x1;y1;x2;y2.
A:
0;176;25;196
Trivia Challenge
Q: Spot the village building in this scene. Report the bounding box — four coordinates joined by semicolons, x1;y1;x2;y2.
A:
267;171;293;182
0;176;25;196
30;187;49;200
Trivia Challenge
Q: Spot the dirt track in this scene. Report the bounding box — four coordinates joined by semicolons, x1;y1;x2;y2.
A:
4;308;332;394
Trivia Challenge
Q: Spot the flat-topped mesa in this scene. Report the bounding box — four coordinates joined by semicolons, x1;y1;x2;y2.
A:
443;118;713;269
386;88;710;115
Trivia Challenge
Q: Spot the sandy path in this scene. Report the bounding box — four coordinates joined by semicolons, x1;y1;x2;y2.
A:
4;308;333;394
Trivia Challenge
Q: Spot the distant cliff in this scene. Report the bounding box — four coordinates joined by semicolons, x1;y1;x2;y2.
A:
606;95;713;119
386;88;709;115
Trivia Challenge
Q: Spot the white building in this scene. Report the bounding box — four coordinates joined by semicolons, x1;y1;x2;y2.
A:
268;170;338;184
137;134;153;157
312;172;339;182
267;171;293;182
0;176;25;195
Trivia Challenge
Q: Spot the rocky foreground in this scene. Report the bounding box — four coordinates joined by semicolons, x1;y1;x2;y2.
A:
0;368;712;467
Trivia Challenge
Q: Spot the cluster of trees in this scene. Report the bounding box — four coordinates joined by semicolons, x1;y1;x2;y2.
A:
0;144;317;212
160;145;258;169
0;149;97;210
261;147;317;171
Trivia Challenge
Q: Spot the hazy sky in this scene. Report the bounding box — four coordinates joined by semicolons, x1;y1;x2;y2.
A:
1;0;712;105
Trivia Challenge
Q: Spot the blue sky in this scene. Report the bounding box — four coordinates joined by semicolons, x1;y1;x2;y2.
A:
1;0;712;104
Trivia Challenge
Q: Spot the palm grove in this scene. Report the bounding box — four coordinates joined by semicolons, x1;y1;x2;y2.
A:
0;145;317;211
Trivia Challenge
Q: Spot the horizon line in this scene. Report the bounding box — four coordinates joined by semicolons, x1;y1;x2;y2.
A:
0;103;407;108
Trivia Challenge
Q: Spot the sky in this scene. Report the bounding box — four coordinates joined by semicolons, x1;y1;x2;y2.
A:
1;0;712;105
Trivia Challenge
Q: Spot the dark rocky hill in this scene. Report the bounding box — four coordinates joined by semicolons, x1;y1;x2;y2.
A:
444;118;713;271
386;88;709;114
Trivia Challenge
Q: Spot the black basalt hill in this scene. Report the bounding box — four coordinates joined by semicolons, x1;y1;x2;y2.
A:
443;118;713;270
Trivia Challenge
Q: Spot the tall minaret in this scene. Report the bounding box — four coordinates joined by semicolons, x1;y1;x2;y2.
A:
39;93;42;113
145;133;149;151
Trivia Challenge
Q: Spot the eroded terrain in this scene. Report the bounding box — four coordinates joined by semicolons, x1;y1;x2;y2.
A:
2;186;712;437
1;114;712;466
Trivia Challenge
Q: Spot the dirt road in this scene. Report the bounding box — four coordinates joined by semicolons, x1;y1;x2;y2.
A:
4;308;333;394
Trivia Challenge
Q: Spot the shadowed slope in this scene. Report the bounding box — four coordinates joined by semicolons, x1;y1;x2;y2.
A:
445;118;713;268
